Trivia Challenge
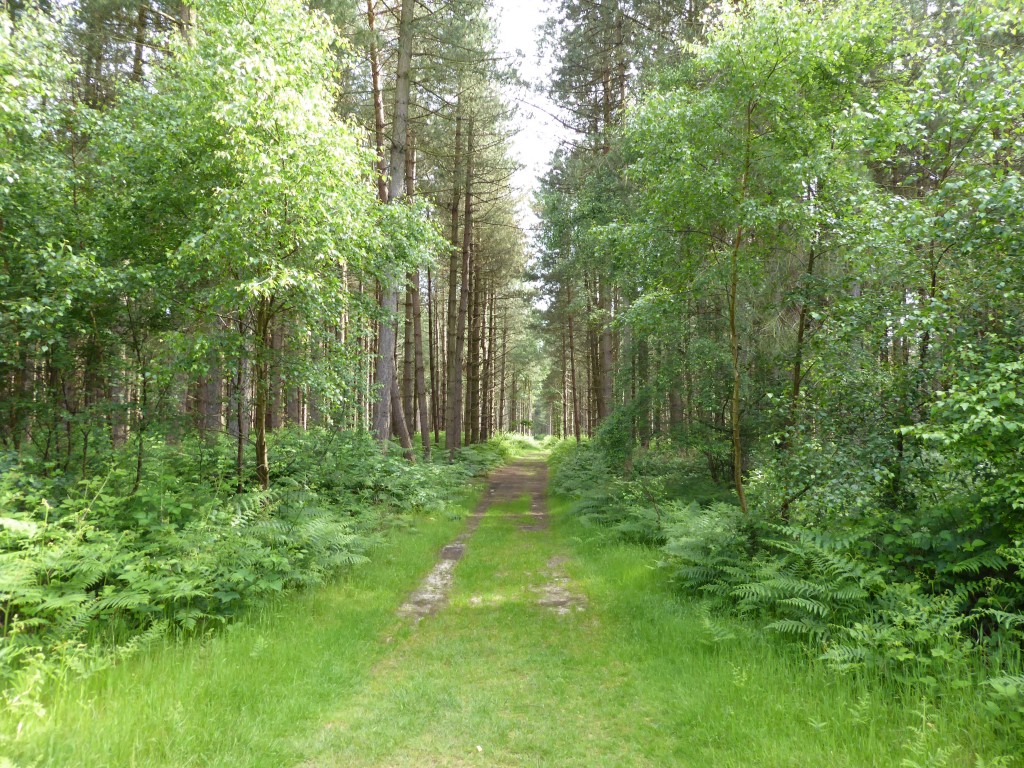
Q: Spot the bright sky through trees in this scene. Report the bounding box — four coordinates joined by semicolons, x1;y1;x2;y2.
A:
492;0;572;233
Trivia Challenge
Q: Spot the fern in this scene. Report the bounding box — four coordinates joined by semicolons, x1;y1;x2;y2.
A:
779;597;831;618
765;618;827;639
697;606;739;644
821;642;867;669
0;428;502;695
981;609;1024;629
93;590;152;613
947;551;1008;575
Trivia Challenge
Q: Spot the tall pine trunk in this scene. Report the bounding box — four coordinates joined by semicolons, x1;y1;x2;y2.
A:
427;266;440;446
466;250;481;446
403;286;415;430
483;285;496;440
498;309;508;432
404;134;432;457
365;0;388;204
598;279;614;423
446;119;473;459
567;286;581;443
370;0;415;456
444;112;463;450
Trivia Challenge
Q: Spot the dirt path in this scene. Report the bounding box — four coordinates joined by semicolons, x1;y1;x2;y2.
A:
397;457;557;621
301;457;990;768
299;457;958;768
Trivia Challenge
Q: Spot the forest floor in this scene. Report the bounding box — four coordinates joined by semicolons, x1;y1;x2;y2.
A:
5;454;1008;767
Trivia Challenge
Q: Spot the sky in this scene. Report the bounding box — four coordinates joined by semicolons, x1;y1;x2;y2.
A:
490;0;575;236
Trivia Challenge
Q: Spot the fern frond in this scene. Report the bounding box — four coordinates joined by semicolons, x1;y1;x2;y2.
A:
766;618;827;639
946;552;1008;575
980;609;1024;629
93;590;151;613
779;597;832;618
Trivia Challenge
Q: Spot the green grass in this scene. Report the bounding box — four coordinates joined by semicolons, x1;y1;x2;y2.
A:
2;467;1014;767
0;507;469;767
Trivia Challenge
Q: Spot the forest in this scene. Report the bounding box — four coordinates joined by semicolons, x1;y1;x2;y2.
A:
538;0;1023;695
1;0;1023;764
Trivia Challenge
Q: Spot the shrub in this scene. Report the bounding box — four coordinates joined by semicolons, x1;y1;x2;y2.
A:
0;428;515;699
560;436;1024;724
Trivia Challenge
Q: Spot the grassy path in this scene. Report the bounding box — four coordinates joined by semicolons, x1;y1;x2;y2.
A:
4;456;1007;766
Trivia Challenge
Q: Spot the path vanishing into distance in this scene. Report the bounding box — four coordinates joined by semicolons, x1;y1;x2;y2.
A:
396;458;583;624
16;455;989;767
7;1;1020;764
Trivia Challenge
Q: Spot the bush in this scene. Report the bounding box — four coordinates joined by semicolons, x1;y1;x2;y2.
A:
0;428;516;699
549;439;607;499
556;436;1024;737
550;439;734;545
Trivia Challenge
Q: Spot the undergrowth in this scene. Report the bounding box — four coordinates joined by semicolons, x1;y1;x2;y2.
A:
0;428;530;719
548;438;1024;747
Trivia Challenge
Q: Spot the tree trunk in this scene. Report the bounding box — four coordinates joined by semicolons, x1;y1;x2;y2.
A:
398;137;431;457
444;111;463;448
366;0;389;204
560;327;568;439
412;275;431;457
586;286;599;436
728;103;753;515
509;375;517;433
463;247;474;446
427;267;440;446
446;118;473;458
110;351;128;449
637;332;651;449
437;273;447;431
390;378;415;461
483;285;496;440
131;5;147;82
466;252;481;446
668;390;683;436
790;243;816;413
371;0;415;453
567;288;581;444
232;315;250;493
178;3;195;44
198;347;222;442
498;310;508;432
286;385;301;427
254;300;272;490
598;279;614;423
403;284;415;430
622;323;635;475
